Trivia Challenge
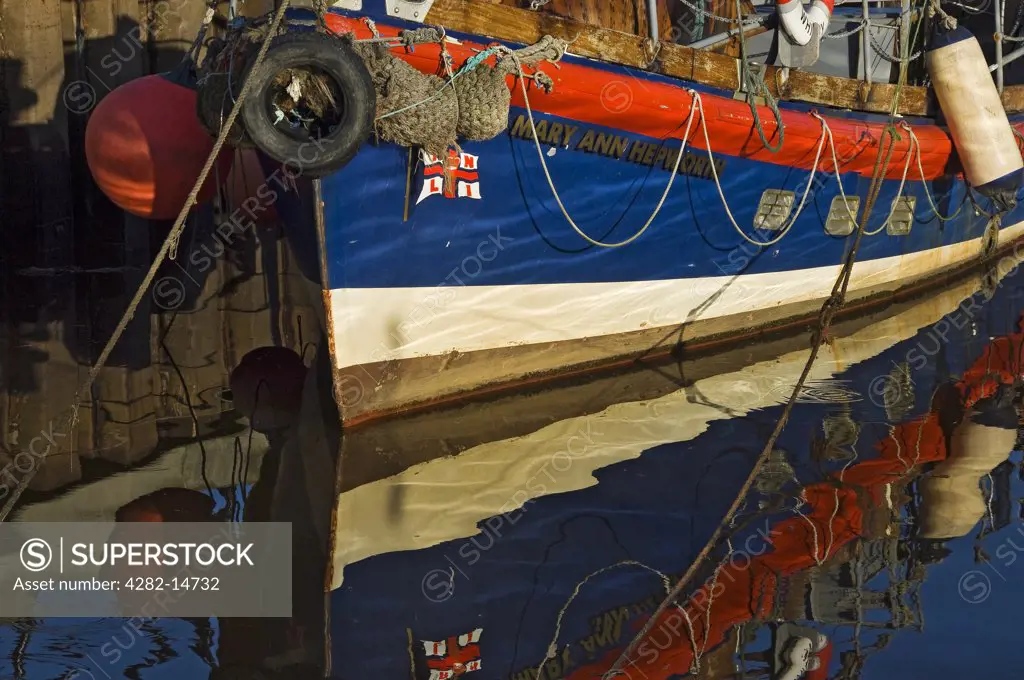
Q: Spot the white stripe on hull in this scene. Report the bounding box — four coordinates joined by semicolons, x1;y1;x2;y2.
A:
329;259;1018;589
327;222;1024;369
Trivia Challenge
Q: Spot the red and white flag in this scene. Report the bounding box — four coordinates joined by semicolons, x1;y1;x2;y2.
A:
420;628;483;680
417;149;482;204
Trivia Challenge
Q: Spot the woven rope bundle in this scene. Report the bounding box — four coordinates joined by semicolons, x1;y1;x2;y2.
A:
355;43;458;157
455;64;512;141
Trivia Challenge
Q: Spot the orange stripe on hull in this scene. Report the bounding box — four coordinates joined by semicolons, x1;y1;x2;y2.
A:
326;14;1024;182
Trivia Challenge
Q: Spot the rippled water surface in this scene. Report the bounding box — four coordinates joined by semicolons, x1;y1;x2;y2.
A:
5;264;1024;679
331;264;1024;679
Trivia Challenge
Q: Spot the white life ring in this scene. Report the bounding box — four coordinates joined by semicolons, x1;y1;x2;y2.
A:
777;0;834;46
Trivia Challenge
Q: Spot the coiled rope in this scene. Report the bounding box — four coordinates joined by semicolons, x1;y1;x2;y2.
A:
0;0;295;523
376;45;503;123
736;0;784;153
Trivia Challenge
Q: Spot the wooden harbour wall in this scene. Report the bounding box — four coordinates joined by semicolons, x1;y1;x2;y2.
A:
0;0;321;497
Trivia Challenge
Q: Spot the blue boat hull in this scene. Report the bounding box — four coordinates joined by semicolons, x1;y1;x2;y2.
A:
291;4;1024;423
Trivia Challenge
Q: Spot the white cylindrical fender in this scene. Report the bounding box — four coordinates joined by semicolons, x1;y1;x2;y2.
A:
927;27;1024;208
776;636;814;680
778;0;833;46
918;401;1018;539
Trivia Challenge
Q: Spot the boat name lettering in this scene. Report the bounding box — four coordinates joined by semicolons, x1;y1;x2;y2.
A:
508;114;726;180
507;600;660;679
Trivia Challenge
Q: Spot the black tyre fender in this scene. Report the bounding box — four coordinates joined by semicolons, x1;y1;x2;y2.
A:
238;32;375;178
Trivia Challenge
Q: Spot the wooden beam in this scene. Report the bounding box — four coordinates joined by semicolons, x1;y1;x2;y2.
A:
427;0;1022;116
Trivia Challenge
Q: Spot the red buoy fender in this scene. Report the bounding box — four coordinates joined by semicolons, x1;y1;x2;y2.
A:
85;74;234;220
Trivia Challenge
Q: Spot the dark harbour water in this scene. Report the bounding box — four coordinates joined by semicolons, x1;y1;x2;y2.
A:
4;261;1024;678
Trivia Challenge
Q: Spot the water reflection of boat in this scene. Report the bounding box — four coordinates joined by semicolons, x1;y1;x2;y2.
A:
9;435;266;523
328;254;1024;677
0;343;339;678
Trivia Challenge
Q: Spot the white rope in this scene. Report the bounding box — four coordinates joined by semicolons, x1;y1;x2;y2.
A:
793;495;825;565
902;123;965;223
537;560;672;679
507;50;698;248
815;112;921;235
693;91;827;248
892;425;907;471
813;111;860;226
676;605;702;675
858;142;911;235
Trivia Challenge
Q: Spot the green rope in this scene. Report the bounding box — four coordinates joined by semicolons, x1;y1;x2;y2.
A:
736;0;783;153
692;0;706;41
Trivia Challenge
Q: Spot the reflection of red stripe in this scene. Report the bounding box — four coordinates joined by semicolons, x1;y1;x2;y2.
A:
807;641;833;680
324;14;983;181
556;323;1024;679
425;637;481;669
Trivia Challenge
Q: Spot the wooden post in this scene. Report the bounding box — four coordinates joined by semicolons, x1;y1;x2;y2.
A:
0;0;81;491
148;0;210;72
70;0;159;468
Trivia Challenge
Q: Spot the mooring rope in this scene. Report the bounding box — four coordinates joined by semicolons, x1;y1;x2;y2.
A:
0;0;295;523
534;560;672;678
863;128;913;236
735;0;784;154
603;77;908;680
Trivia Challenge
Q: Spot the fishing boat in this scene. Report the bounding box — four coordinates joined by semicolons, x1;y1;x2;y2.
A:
79;0;1024;425
78;0;1024;424
224;0;1024;427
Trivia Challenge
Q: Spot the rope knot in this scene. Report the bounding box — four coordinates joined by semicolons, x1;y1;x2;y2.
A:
928;0;958;30
532;70;555;93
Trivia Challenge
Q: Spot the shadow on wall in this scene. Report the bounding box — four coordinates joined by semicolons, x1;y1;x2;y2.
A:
1;11;199;390
1;9;288;391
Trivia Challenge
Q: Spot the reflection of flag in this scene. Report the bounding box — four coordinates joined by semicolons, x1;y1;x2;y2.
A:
418;150;482;203
419;628;483;679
